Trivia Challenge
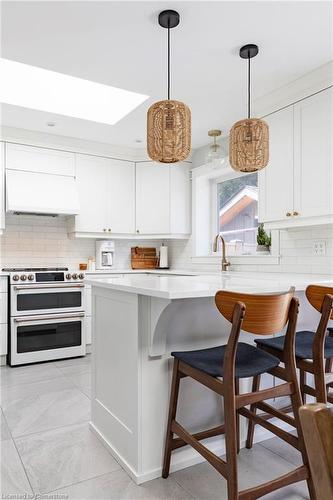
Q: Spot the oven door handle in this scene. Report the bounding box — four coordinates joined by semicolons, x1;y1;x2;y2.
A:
13;284;85;290
14;313;85;323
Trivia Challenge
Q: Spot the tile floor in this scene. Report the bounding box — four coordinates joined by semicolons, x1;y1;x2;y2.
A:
0;354;310;499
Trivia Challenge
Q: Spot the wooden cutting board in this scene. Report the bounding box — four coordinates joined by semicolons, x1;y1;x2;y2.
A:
131;247;158;269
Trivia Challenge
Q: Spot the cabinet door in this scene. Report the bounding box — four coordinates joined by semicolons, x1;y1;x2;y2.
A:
258;106;294;222
135;162;170;234
294;88;333;218
75;154;109;233
0;142;4;232
107;159;135;234
170;162;191;234
6;143;75;176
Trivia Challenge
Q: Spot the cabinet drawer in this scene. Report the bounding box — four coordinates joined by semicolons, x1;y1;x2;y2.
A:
0;323;7;355
6;143;75;177
0;293;7;323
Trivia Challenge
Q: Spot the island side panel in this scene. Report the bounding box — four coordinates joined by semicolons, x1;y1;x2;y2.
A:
91;286;140;476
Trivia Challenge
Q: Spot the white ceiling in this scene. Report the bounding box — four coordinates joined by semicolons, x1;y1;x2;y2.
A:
1;1;332;149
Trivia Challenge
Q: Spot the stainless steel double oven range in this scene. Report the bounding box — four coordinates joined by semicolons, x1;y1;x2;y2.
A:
4;267;86;366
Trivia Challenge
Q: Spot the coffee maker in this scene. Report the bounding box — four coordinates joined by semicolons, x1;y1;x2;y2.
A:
96;240;115;270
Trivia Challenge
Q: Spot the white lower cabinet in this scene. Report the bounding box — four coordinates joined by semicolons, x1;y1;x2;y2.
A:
84;275;123;346
0;278;8;357
259;86;333;228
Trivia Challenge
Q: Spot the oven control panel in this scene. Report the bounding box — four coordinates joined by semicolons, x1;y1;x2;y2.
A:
10;271;85;284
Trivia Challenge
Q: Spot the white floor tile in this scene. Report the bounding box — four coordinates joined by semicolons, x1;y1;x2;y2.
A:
51;469;194;499
15;422;121;494
2;377;90;437
1;408;11;441
172;444;309;499
1;439;33;495
54;354;91;370
65;371;92;399
0;362;62;388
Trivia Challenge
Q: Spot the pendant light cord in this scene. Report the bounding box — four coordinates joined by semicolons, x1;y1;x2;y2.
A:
167;23;170;100
248;53;251;119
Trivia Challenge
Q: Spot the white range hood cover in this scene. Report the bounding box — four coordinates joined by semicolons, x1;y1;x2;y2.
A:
6;169;80;215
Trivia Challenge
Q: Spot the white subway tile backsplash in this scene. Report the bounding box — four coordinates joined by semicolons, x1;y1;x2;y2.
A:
0;214;332;275
0;214;164;271
168;225;333;275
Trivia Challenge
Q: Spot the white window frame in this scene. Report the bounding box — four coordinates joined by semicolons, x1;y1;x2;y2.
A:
211;171;259;256
191;162;280;265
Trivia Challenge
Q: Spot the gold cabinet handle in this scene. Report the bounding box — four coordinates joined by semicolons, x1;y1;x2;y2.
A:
286;212;292;217
103;228;106;232
293;211;300;216
108;228;111;232
136;229;140;234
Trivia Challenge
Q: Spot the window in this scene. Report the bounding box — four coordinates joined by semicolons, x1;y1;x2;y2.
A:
216;172;258;255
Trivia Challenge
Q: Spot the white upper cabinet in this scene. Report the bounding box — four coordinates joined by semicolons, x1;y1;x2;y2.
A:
170;162;191;235
107;159;135;234
6;143;75;176
74;154;110;233
136;162;170;234
259;87;333;228
293;88;333;218
72;154;136;236
258;106;294;223
135;161;191;236
0;142;4;234
5;143;79;215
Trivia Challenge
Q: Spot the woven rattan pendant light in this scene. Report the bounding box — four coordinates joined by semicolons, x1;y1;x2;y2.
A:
147;10;191;163
229;44;269;172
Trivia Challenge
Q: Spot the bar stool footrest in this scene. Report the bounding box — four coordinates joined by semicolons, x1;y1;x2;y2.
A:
239;465;309;500
239;407;300;450
171;420;228;477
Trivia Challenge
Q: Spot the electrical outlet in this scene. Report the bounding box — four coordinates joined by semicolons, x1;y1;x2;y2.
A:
313;240;326;256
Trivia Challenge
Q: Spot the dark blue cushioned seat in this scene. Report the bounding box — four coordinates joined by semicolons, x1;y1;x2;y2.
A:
255;330;333;360
171;342;280;379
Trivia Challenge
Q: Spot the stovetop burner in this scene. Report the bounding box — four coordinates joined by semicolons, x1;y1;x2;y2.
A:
2;267;69;272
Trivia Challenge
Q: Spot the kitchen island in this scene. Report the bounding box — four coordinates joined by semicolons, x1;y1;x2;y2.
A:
87;271;333;484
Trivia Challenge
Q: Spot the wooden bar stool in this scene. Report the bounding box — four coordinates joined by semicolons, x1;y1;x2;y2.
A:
162;289;315;500
245;285;333;454
299;403;333;499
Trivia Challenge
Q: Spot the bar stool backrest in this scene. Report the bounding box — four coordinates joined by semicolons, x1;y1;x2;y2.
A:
305;285;333;319
215;288;295;335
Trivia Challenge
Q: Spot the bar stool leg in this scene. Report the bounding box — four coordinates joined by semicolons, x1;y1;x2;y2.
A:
162;359;181;478
235;379;240;454
325;356;332;374
245;374;260;449
314;368;327;404
300;369;306;404
224;380;239;500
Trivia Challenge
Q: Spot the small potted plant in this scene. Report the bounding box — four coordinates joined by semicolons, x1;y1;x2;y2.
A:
257;223;271;252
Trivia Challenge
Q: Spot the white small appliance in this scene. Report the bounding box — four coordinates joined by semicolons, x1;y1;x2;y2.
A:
96;240;115;270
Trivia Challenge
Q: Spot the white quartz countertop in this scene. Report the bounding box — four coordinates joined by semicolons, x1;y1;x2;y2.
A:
86;271;333;299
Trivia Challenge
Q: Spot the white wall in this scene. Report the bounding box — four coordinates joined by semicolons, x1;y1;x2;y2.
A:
0;214;162;270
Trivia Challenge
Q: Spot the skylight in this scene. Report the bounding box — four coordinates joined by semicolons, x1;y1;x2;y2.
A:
0;58;149;125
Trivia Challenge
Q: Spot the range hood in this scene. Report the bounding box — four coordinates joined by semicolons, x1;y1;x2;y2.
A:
6;169;80;216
